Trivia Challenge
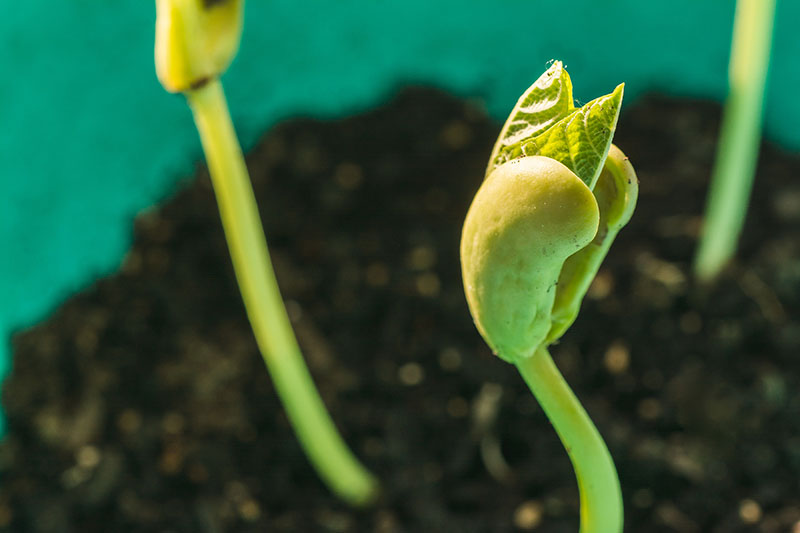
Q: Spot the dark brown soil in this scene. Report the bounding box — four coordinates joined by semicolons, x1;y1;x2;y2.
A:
2;89;800;532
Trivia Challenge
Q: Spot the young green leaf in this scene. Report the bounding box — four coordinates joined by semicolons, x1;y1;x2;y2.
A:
516;83;624;189
487;61;575;175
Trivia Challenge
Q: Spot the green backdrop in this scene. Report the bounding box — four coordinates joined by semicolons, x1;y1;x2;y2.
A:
1;0;798;433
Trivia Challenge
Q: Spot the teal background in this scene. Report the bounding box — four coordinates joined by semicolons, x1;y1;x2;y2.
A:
1;0;798;433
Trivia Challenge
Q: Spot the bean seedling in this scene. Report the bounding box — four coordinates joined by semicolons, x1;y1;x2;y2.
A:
461;62;638;532
154;0;378;507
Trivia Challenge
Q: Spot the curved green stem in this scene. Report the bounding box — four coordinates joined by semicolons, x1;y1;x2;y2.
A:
186;79;379;506
515;347;622;533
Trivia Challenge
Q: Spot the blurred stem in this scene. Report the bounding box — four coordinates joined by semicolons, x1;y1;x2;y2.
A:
516;347;622;533
694;0;776;281
186;79;379;506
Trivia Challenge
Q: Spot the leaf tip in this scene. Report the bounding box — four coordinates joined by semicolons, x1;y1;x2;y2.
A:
610;83;625;105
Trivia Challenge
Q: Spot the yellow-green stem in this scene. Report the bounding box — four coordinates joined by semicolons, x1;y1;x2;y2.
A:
186;79;378;506
694;0;776;281
516;347;622;533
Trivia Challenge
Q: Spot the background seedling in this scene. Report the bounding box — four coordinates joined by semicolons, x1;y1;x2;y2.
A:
694;0;776;281
154;0;378;506
461;62;638;532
